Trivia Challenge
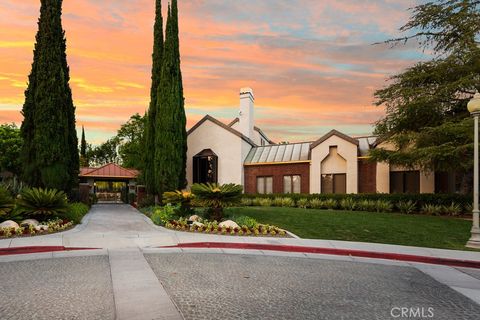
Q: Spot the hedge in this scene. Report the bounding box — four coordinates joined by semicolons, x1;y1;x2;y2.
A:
242;193;471;209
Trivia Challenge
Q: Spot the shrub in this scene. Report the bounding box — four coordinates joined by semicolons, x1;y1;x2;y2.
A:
309;198;324;209
233;216;258;228
252;198;262;206
422;204;443;216
191;183;243;221
280;197;295;207
396;200;417;214
443;202;462;216
16;188;68;220
272;197;284;207
128;193;136;205
464;203;473;214
163;190;195;216
297;198;309;209
0;179;26;197
357;200;377;212
259;198;273;207
151;205;177;226
375;200;393;213
0;186;15;219
138;194;155;208
241;198;253;206
340;198;356;211
324;199;337;210
64;202;90;223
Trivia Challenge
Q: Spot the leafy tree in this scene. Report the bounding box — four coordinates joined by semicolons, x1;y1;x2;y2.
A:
117;113;145;169
0;124;22;176
144;0;164;195
86;137;120;167
155;0;188;197
80;126;89;167
20;0;79;192
371;0;480;191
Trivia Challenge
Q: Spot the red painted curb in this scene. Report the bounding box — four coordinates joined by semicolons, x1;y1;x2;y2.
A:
160;242;480;269
0;246;98;256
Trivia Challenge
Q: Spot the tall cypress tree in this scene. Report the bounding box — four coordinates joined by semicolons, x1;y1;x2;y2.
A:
20;0;79;192
155;0;187;196
80;126;88;167
144;0;164;195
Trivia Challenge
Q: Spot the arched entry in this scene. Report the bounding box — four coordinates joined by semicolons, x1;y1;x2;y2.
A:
193;149;218;184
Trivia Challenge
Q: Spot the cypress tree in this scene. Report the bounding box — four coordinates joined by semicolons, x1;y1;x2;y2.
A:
155;0;187;196
80;126;88;167
20;0;79;192
144;0;164;195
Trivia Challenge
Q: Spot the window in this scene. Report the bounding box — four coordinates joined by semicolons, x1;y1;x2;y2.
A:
321;174;346;194
283;175;301;194
256;176;273;194
193;149;218;184
390;171;420;193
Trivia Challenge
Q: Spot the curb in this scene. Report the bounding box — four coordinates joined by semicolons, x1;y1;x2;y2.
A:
0;246;99;256
160;242;480;269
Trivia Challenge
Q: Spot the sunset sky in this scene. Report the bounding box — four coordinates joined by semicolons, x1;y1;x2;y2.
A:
0;0;428;144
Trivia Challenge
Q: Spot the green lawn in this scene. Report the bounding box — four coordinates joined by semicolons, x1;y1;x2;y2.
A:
225;207;475;251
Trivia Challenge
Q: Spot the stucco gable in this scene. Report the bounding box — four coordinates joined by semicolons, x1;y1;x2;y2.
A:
310;129;359;150
187;115;256;146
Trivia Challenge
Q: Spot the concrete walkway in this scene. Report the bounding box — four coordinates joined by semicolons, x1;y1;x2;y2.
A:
1;204;480;316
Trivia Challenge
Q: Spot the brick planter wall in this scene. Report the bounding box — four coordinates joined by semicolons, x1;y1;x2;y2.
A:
244;163;310;194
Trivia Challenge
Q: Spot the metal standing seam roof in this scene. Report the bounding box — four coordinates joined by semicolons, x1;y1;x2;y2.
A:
244;142;312;165
79;163;139;178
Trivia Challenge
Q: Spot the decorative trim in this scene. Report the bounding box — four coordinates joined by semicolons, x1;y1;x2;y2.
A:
310;129;359;150
244;160;311;166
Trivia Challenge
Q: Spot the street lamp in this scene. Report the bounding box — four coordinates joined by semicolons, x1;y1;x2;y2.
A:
467;91;480;249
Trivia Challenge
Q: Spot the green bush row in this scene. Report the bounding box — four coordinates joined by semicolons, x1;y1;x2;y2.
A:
242;193;471;211
241;196;470;215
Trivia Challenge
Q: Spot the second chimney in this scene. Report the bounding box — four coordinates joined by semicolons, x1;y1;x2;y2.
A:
239;87;254;140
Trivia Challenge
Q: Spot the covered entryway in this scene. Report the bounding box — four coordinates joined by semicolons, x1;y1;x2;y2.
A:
79;163;139;204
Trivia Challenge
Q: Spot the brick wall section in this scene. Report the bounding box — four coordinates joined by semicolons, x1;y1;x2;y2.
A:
358;159;376;193
244;163;310;194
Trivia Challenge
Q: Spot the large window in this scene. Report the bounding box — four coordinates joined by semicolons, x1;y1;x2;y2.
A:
321;174;346;194
283;175;301;194
256;176;273;194
193;149;218;184
390;171;420;193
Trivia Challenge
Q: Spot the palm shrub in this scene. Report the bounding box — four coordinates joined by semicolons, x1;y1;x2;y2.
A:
340;198;356;211
163;190;195;216
297;198;309;209
309;198;324;209
443;202;462;216
396;200;417;214
375;200;393;213
191;183;243;221
1;179;26;197
421;204;443;216
259;198;273;207
0;186;15;219
16;188;68;220
357;200;376;212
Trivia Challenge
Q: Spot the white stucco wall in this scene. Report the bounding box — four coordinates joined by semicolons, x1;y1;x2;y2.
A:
376;162;390;193
231;122;268;146
376;164;435;194
310;135;358;194
186;119;252;188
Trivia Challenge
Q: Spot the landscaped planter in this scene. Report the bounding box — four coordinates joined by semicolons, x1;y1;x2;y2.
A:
0;219;74;239
165;219;289;237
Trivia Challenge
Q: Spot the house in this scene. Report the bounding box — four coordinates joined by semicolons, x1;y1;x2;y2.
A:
187;87;438;195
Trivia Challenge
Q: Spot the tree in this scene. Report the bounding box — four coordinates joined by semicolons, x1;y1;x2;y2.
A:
20;0;79;192
0;124;22;176
117;113;145;169
87;137;120;167
155;0;188;197
370;0;480;191
144;0;164;195
80;126;89;167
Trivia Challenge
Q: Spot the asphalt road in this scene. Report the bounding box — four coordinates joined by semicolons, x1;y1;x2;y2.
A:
145;253;480;320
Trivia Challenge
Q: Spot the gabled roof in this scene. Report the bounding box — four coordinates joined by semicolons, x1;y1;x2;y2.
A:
245;142;312;165
228;117;274;144
187;115;256;146
79;163;139;179
310;129;359;150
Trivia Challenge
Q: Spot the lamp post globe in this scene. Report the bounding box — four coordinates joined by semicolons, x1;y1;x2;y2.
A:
467;90;480;249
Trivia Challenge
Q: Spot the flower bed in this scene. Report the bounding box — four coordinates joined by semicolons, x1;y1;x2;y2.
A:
0;218;74;239
164;218;289;237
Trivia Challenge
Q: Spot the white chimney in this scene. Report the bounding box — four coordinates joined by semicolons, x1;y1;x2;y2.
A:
239;87;254;140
